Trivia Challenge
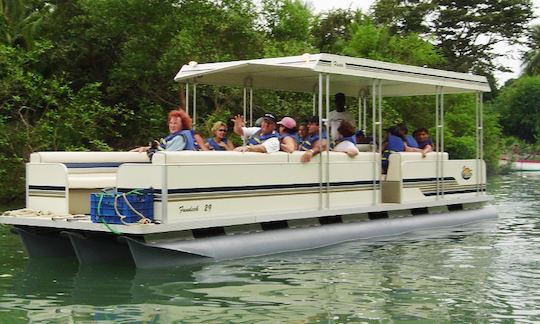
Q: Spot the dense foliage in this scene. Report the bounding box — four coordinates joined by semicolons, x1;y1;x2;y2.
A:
0;0;533;202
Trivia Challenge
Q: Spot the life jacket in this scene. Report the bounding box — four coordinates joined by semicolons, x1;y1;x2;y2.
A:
247;130;278;145
381;134;405;172
279;132;299;142
417;138;433;149
160;130;195;151
405;135;419;148
207;137;228;151
299;131;327;151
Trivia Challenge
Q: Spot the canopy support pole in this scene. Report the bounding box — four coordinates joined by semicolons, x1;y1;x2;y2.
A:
318;73;323;210
440;88;445;198
192;84;197;130
185;83;190;115
325;74;331;209
371;80;380;205
435;86;440;199
363;96;367;131
475;91;484;195
480;92;484;194
243;88;247;122
378;80;383;204
249;87;253;127
358;92;362;130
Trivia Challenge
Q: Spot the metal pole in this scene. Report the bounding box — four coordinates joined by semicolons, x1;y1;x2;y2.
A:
440;89;444;198
249;88;253;127
185;83;190;115
193;84;197;130
372;80;377;205
433;88;439;196
475;92;480;194
377;80;383;204
358;94;362;130
480;92;484;194
326;74;330;209
243;88;247;121
363;96;367;131
318;73;323;210
312;93;316;116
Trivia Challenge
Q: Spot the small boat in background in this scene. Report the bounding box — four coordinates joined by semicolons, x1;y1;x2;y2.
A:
500;158;540;172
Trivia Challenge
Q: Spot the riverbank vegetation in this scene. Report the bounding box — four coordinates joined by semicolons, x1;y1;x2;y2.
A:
0;0;537;203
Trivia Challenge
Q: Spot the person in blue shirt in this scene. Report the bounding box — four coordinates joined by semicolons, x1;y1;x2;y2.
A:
131;110;195;158
396;123;420;151
413;128;434;157
207;121;234;151
381;126;405;173
300;116;328;163
277;116;298;153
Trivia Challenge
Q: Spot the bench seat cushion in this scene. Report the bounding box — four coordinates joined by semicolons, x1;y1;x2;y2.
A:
30;152;149;164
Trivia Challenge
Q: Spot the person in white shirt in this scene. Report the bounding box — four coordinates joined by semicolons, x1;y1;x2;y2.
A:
328;92;354;141
232;113;280;153
333;120;359;157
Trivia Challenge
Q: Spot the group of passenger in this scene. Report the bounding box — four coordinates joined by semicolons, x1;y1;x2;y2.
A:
381;123;434;172
131;92;434;167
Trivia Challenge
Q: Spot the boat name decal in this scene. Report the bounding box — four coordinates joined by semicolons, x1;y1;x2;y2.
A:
179;204;212;214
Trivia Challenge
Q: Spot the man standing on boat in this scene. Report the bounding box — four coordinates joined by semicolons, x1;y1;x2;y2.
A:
328;93;354;141
232;113;280;153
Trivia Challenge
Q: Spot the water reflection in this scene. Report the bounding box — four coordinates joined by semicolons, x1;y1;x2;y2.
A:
0;174;538;322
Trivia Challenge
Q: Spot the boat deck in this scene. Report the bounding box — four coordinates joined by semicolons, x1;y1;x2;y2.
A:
1;196;491;235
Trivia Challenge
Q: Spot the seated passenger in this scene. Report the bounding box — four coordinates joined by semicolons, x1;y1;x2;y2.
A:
333;120;359;157
297;123;307;145
413;127;434;157
193;130;210;151
207;121;234;151
397;123;419;151
232;113;279;153
130;110;195;157
381;126;405;173
277;117;298;153
300;116;328;163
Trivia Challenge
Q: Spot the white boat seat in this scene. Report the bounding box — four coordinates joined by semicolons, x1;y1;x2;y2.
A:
30;151;149;164
68;173;117;188
287;151;379;163
152;151;289;164
386;152;449;181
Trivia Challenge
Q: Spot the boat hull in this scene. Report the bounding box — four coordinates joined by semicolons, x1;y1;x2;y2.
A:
10;205;497;268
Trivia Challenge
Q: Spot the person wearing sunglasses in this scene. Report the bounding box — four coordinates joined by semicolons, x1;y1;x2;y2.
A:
207;121;234;151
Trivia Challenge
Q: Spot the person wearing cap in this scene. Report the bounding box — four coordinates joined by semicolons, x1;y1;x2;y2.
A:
277;116;298;153
299;116;328;163
232;113;280;153
328;93;354;141
333;120;359;157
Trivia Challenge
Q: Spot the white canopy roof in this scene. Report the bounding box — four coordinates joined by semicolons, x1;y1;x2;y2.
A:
174;53;490;97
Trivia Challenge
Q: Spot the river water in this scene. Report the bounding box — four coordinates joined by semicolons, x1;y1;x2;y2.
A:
0;174;538;323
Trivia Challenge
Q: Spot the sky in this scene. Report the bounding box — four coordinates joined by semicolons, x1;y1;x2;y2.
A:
307;0;540;86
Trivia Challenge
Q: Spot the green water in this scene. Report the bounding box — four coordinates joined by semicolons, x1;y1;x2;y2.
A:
0;174;539;323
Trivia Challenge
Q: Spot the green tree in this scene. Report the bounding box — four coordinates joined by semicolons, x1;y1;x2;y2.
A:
493;76;540;143
311;8;365;53
522;24;540;76
0;0;44;50
372;0;534;73
259;0;315;56
342;21;444;67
